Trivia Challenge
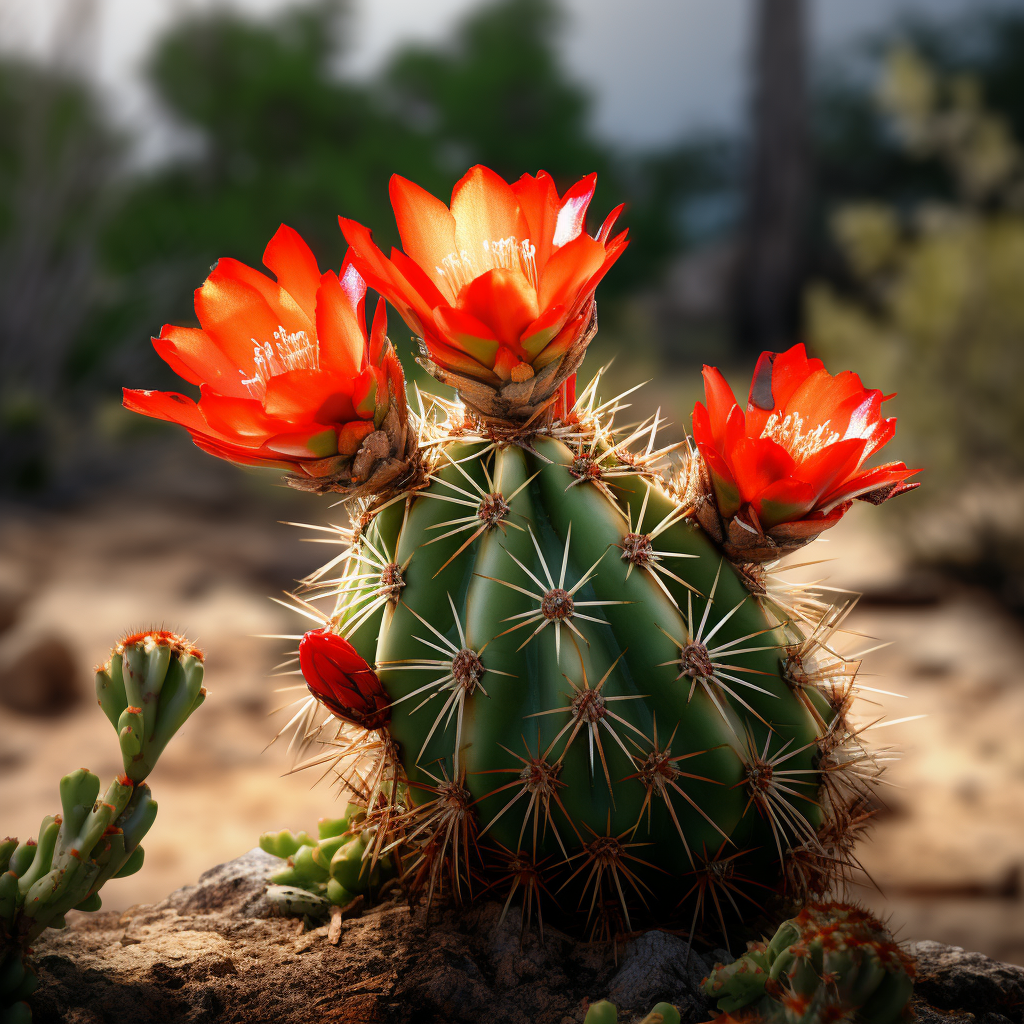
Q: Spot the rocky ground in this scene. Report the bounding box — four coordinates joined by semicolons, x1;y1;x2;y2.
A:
25;850;1024;1024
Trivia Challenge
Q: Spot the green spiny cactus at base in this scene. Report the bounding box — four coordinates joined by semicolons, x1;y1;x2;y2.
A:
1;630;205;1022
702;902;914;1023
585;1000;681;1024
283;391;881;939
259;802;395;915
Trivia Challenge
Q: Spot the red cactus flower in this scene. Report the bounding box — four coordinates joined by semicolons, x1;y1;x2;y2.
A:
123;225;409;490
691;343;919;559
299;627;390;730
339;165;628;393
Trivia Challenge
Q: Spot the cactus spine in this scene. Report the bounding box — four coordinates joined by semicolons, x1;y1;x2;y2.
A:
286;380;880;937
1;630;204;1023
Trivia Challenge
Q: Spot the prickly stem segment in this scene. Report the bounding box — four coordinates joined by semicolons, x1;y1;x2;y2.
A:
277;384;890;942
703;902;914;1023
259;802;395;914
96;631;206;783
583;1001;681;1024
4;629;204;1020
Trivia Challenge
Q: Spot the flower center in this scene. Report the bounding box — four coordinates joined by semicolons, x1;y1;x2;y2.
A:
435;236;538;298
240;326;318;400
760;411;840;461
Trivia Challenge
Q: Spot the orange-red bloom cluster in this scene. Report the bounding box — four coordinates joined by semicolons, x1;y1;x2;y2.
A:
299;627;390;731
340;165;628;385
692;344;919;547
123;226;402;482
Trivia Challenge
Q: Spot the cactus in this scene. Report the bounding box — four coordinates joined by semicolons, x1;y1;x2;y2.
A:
124;167;918;940
585;1001;680;1024
259;802;395;916
702;902;914;1023
1;630;204;1022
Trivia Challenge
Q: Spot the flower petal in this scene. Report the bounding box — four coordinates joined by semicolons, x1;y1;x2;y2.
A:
390;174;458;299
451;165;529;262
460;267;539;351
262;224;321;324
511;170;560;269
194;272;287;375
199;390;282;443
697;442;742;518
152;326;251;399
339;216;434;337
263;369;356;424
727;437;798;506
752;478;818;529
537;232;606;313
552;172;597;247
316;265;367;378
122;388;209;434
701;366;741;448
432;305;501;367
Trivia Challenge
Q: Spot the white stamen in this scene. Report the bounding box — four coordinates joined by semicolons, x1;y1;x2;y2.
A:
239;326;318;400
761;411;840;461
434;237;538;299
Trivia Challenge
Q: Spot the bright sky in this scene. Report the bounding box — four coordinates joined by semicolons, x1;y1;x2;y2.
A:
0;0;984;153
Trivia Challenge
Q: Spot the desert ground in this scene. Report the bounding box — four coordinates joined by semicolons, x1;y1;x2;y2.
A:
2;439;1022;965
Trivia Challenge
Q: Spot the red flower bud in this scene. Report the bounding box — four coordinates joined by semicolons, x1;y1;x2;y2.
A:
298;628;390;730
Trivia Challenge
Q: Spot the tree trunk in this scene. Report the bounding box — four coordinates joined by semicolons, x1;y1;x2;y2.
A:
733;0;809;354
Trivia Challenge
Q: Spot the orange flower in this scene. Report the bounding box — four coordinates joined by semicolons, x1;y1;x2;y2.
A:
339;165;627;403
690;344;919;560
123;225;412;492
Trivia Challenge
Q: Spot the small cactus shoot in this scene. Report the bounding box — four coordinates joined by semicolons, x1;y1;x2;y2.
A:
1;630;205;1022
702;902;914;1023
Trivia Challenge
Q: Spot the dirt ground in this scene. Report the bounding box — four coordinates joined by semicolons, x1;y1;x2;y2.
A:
2;445;1022;964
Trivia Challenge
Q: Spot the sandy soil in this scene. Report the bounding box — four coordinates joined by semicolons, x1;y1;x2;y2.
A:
1;451;1022;963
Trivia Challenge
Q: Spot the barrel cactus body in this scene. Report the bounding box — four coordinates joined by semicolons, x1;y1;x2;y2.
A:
324;425;834;930
122;167;917;939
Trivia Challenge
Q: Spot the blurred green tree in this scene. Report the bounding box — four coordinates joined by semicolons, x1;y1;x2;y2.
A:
384;0;605;187
100;0;442;370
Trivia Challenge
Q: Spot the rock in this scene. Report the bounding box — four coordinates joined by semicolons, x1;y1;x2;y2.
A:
909;940;1024;1023
0;626;80;716
23;852;1024;1024
607;930;713;1018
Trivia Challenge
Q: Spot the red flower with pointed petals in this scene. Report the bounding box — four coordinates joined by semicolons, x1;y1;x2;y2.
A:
691;343;920;561
339;165;627;421
299;628;390;730
123;225;416;496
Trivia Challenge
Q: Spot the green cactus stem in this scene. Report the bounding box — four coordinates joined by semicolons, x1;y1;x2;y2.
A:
702;902;914;1023
259;802;395;914
96;630;206;782
2;630;205;1022
584;1002;681;1024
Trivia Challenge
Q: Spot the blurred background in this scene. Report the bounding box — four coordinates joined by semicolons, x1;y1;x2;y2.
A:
1;0;1023;963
